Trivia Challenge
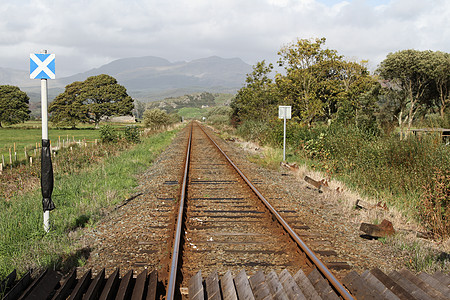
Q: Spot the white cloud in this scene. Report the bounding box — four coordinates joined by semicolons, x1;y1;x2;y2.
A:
0;0;449;76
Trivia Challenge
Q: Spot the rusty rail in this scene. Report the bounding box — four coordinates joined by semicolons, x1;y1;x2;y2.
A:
166;122;192;300
198;123;354;300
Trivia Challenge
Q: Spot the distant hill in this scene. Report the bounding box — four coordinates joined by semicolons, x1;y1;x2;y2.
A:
60;56;251;101
0;55;251;104
147;92;233;114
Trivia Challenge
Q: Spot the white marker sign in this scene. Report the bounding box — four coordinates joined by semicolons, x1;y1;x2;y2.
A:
278;106;291;161
278;105;291;119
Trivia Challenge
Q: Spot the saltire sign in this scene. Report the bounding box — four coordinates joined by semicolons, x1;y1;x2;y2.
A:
30;53;55;79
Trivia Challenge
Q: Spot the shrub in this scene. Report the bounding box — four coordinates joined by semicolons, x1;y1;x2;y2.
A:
124;126;140;143
143;109;170;130
236;120;272;145
99;125;118;143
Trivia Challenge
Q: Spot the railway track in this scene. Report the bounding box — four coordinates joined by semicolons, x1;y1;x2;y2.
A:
2;122;449;299
166;122;352;299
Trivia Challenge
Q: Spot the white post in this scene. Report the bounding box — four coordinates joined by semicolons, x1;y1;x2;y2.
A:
43;211;50;232
41;79;48;140
283;116;286;162
41;54;49;232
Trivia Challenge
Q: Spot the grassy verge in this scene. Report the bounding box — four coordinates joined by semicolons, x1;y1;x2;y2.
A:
382;234;450;273
0;129;178;279
221;121;449;273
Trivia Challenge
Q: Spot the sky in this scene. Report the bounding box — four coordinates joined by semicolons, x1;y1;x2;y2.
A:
1;0;449;77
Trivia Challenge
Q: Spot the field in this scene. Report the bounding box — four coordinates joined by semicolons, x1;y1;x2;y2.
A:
177;107;209;120
0;121;137;164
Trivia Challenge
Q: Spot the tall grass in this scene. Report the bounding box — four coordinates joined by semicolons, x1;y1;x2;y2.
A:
0;129;177;279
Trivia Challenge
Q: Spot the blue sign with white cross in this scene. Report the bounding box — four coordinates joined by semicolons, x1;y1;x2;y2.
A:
30;53;55;79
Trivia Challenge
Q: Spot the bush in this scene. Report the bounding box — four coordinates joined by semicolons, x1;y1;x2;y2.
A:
236;120;272;145
124;126;140;143
99;125;118;143
143;109;170;129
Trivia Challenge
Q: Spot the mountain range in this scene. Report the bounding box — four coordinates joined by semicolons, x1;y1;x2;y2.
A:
0;56;252;103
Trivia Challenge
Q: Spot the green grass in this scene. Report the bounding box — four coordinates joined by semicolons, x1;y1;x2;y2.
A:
0;129;177;279
382;234;450;273
0;121;139;164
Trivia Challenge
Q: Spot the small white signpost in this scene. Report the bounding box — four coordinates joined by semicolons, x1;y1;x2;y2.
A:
278;106;291;161
30;50;56;232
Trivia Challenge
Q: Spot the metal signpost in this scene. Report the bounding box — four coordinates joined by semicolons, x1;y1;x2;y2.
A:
30;50;56;232
278;106;291;161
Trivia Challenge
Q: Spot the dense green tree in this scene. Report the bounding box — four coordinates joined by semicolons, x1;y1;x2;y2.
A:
275;38;377;126
231;60;277;123
232;38;378;128
49;81;86;128
0;85;30;127
276;38;339;125
50;74;134;128
80;74;134;128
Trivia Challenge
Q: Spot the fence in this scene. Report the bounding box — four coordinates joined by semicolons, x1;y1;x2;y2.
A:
0;136;99;174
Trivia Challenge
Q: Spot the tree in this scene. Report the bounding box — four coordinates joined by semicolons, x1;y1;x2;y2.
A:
377;50;433;136
143;108;170;129
231;60;277;123
276;38;342;126
0;85;30;127
334;61;380;126
50;74;134;128
49;81;87;128
232;38;377;128
427;51;450;118
80;74;134;128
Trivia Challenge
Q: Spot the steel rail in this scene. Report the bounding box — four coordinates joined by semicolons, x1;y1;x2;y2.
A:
166;123;193;300
198;122;355;300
